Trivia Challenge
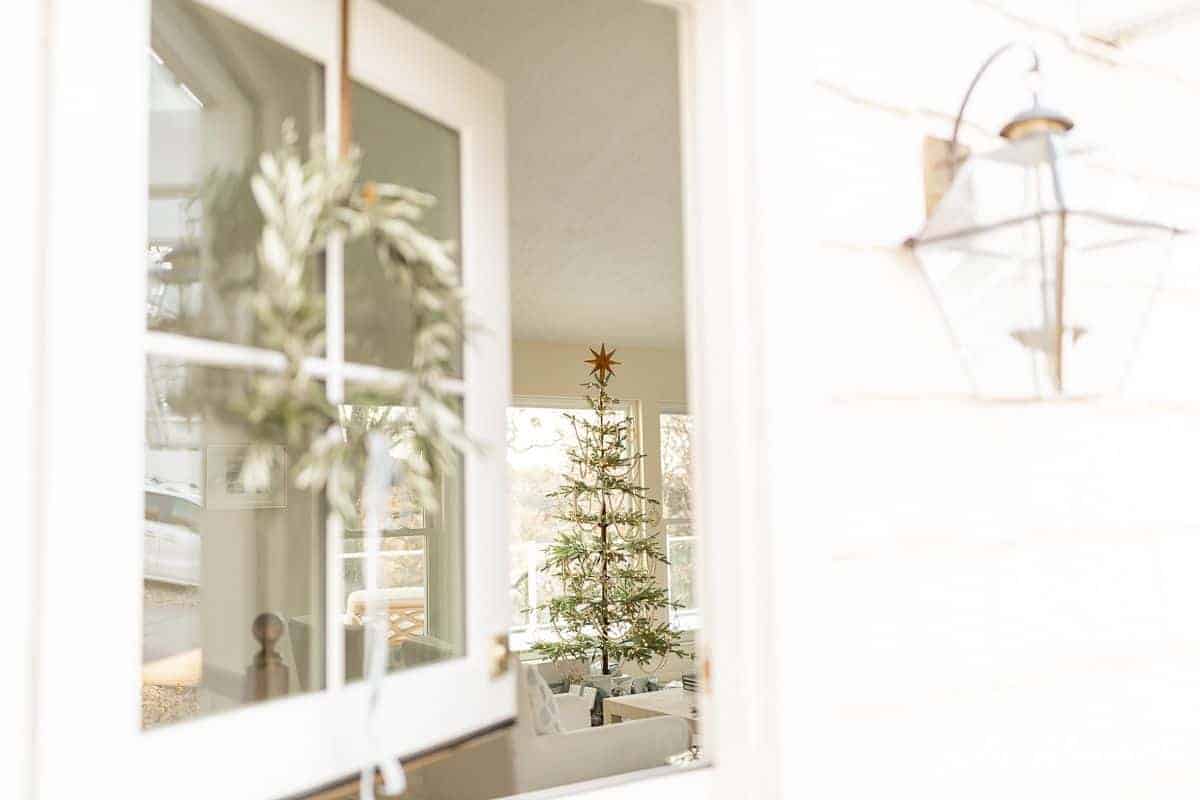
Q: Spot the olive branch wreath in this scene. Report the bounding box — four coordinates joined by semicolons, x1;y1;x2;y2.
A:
227;121;472;522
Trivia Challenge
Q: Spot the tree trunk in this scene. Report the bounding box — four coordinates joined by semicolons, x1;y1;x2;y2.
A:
598;390;612;676
599;462;610;674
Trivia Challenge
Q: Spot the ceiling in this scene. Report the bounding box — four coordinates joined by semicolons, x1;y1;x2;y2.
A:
385;0;686;349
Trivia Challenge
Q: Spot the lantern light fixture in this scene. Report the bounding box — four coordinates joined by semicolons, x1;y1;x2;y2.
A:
907;42;1188;400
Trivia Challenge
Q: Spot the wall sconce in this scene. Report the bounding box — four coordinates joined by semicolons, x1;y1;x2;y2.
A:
907;43;1187;399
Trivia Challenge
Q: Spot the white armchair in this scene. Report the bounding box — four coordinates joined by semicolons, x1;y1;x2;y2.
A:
510;665;691;794
400;664;691;799
550;690;594;732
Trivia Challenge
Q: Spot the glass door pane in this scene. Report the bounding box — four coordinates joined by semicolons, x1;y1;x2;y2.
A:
148;0;324;347
337;397;466;677
144;0;326;729
344;80;464;376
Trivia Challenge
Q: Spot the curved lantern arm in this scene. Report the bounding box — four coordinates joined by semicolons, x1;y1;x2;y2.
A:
949;41;1042;178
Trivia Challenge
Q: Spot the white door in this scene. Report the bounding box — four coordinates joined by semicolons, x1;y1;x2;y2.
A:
38;0;511;797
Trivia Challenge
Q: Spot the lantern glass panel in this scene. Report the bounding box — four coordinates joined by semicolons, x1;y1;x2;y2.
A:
914;132;1178;398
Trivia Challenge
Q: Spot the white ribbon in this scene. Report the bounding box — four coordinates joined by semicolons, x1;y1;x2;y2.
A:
361;431;407;799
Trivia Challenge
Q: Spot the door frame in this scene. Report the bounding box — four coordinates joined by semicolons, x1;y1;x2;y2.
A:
31;0;512;798
5;2;49;799
473;6;774;797
534;1;777;798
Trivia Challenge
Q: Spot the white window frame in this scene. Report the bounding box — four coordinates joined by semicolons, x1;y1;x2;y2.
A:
6;3;46;798
508;398;700;653
658;404;700;632
22;0;775;798
506;394;636;653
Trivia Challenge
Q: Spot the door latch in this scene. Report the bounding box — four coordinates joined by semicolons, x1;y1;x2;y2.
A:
489;633;511;678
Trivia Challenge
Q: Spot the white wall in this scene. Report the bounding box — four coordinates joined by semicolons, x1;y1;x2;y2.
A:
513;341;686;403
756;3;1200;797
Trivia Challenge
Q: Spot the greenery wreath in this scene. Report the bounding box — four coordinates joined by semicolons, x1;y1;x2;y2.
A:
200;121;472;522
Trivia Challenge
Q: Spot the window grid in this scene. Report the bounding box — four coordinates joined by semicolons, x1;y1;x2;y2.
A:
145;331;467;397
142;89;467;689
341;534;429;637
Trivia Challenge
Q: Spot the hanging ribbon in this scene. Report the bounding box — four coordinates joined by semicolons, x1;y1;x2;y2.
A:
360;431;406;799
342;5;402;794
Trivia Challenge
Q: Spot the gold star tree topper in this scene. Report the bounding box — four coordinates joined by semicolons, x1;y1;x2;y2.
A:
585;343;621;383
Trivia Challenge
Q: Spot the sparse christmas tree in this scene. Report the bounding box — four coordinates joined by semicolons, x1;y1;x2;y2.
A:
532;345;687;676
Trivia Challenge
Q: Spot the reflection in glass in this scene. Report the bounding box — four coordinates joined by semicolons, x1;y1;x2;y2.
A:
338;399;465;678
148;0;323;345
342;537;427;679
143;0;327;730
345;81;463;373
142;359;325;729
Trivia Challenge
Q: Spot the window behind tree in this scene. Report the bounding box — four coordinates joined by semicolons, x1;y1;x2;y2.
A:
508;404;698;645
660;411;698;629
506;403;602;649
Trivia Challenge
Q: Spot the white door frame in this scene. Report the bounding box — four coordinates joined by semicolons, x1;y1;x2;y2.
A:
534;1;777;799
15;0;774;797
676;2;779;796
4;2;49;799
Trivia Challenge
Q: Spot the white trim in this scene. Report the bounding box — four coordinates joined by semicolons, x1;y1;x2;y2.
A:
581;1;775;798
677;2;777;797
340;361;467;396
187;0;334;66
145;331;289;371
323;9;348;695
37;1;148;796
340;548;425;561
511;393;594;410
325;511;347;690
4;1;47;798
35;1;514;797
145;331;467;395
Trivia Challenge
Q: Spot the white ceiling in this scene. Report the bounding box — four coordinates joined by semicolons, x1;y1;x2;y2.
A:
384;0;686;349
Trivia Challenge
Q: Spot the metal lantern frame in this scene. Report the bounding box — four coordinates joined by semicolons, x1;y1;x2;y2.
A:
908;43;1188;399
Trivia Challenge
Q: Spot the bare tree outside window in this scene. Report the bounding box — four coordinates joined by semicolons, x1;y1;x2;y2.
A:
660;411;698;627
507;405;604;641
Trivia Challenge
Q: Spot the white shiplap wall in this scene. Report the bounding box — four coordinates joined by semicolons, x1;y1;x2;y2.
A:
759;2;1200;798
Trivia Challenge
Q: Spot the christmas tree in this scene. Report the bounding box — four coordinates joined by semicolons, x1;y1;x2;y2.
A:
532;345;687;675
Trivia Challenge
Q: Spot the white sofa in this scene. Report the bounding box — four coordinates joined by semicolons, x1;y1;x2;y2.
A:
510;665;691;794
